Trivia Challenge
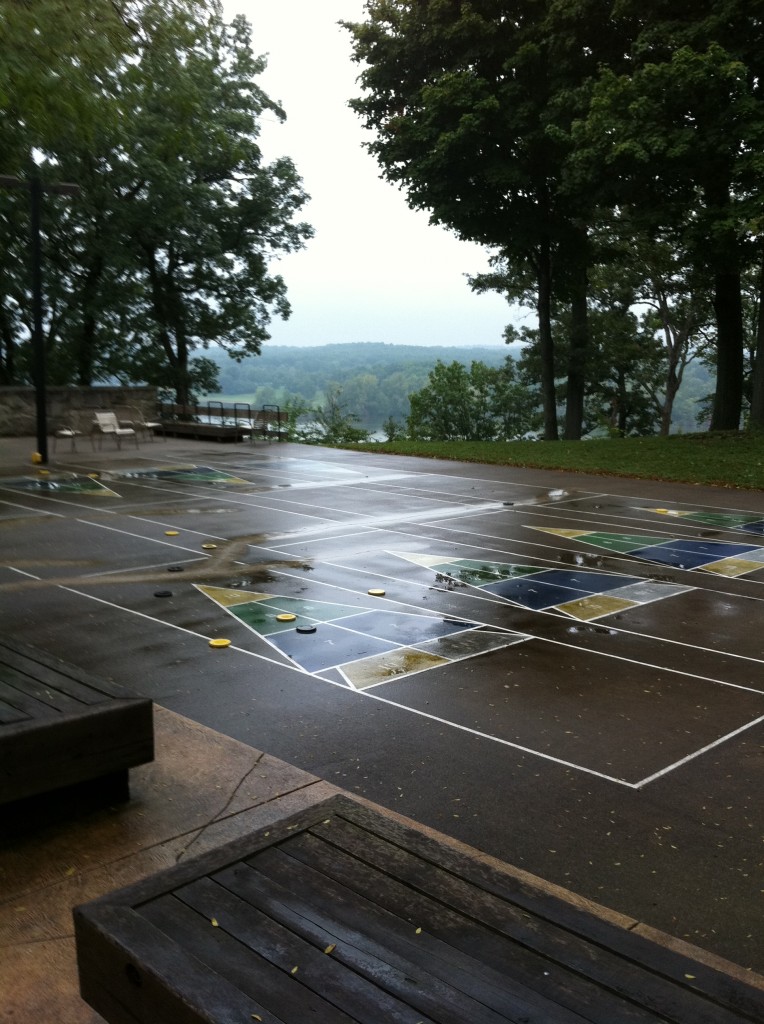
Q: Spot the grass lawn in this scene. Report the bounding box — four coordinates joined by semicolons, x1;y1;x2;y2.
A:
343;432;764;490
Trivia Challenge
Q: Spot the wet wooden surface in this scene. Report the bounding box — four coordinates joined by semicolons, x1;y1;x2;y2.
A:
0;637;153;808
75;794;764;1024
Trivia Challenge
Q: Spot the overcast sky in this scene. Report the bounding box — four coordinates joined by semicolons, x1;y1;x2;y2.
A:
221;0;523;348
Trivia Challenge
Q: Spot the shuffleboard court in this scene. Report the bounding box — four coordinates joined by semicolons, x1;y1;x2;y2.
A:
1;439;762;972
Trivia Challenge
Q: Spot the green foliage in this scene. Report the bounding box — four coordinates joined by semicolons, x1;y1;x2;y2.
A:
0;1;312;403
407;358;539;441
283;386;369;446
346;1;764;438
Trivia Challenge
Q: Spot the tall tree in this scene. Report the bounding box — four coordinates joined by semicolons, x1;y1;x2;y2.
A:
0;2;312;400
573;2;764;431
344;1;624;440
114;10;312;403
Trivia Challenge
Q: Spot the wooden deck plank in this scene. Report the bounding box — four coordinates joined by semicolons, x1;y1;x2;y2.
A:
250;836;660;1024
0;639;139;704
171;876;434;1024
141;895;347;1024
218;852;596;1024
74;794;764;1024
0;697;32;724
0;666;93;717
315;804;764;1023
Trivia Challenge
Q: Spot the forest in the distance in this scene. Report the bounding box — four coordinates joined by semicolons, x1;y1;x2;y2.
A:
204;341;711;436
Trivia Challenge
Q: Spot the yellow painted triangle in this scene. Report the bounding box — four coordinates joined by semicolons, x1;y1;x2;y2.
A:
390;551;450;568
556;595;637;621
531;527;589;538
195;585;272;607
701;558;763;578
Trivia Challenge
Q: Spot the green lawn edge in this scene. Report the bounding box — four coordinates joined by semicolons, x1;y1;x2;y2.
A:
340;432;764;490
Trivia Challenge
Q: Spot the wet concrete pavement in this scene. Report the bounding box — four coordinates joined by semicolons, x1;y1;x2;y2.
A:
1;435;762;978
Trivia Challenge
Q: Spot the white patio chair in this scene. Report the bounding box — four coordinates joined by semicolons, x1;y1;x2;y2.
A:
90;411;139;449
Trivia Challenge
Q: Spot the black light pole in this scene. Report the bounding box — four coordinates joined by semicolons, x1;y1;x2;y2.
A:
0;170;80;464
29;171;46;462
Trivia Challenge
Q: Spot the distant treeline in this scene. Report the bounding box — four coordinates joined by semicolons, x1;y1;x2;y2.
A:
204;341;711;435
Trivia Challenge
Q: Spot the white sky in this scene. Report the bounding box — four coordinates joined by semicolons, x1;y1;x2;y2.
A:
221;0;524;347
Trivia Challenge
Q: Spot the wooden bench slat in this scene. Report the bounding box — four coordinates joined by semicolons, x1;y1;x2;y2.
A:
140;895;328;1024
174;875;442;1024
1;637;154;809
318;803;764;1021
250;836;651;1024
1;666;94;716
190;868;507;1024
309;816;753;1024
0;639;138;703
219;852;593;1024
0;698;31;724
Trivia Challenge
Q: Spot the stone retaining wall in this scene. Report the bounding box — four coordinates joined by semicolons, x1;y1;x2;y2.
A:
0;386;158;437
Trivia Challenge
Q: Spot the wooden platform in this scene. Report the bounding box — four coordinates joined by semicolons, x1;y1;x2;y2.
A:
159;402;288;442
0;638;154;822
74;794;764;1024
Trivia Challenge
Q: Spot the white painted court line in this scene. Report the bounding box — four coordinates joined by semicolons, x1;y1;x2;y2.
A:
633;713;764;789
7;564;761;790
0;497;65;517
356;689;640;788
6;566;314;679
74;517;224;554
266;556;764;681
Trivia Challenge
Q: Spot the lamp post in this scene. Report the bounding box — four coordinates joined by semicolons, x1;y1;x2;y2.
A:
0;170;80;464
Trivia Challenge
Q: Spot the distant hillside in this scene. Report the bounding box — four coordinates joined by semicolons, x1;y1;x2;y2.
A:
203;340;712;435
205;342;518;429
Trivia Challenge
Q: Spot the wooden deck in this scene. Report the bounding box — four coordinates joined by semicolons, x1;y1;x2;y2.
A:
0;638;154;822
74;794;764;1024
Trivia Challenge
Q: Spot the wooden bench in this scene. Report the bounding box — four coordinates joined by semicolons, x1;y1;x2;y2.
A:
160;402;288;443
74;793;764;1024
0;638;154;826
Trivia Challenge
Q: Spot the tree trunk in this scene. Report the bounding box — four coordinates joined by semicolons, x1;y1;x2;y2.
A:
710;263;744;431
0;317;15;384
564;258;588;441
536;236;558;441
660;362;680;437
749;256;764;429
76;252;105;386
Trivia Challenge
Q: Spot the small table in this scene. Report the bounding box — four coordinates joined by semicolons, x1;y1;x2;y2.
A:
0;638;153;823
75;794;764;1024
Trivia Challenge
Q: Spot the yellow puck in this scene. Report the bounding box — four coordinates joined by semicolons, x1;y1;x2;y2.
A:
202;542;217;550
368;588;386;597
209;638;231;649
276;613;297;622
165;530;179;536
38;469;50;475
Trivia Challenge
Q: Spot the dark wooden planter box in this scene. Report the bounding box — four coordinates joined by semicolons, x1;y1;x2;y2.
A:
75;794;764;1024
0;638;154;824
